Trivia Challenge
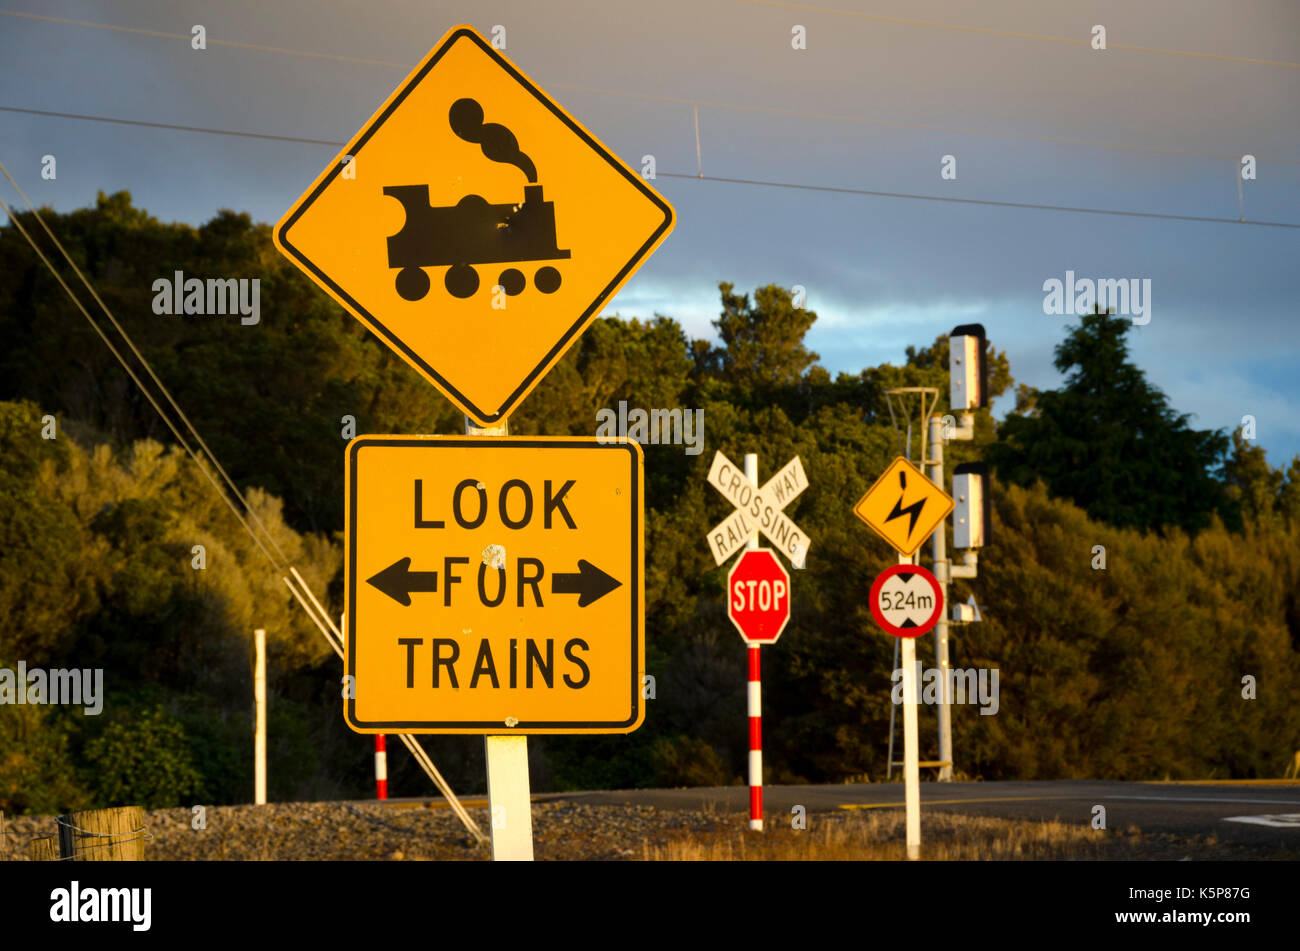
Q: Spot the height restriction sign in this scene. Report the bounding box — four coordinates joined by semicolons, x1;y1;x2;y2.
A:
344;436;644;734
274;25;674;426
869;564;944;638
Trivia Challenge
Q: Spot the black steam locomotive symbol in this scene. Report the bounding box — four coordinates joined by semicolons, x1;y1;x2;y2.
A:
384;98;571;301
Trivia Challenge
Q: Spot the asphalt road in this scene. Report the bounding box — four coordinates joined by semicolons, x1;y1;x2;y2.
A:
539;780;1300;848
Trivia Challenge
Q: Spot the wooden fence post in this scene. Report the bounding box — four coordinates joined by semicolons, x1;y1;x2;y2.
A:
57;806;147;861
29;836;60;861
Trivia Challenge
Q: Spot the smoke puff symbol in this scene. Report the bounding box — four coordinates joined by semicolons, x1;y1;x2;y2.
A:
449;98;537;183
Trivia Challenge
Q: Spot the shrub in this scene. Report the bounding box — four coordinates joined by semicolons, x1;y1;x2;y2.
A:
83;706;203;808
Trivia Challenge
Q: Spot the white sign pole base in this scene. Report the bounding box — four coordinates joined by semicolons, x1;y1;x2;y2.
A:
254;627;267;806
900;636;921;859
484;734;534;861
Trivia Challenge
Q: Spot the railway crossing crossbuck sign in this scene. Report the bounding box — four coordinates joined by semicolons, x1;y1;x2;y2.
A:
853;456;954;557
274;25;674;426
705;451;811;567
344;436;644;733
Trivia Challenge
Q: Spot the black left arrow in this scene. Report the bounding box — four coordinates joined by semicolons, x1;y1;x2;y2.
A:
551;559;622;607
367;557;438;607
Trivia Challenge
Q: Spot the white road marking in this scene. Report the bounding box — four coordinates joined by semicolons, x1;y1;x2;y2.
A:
1222;814;1300;828
1106;795;1300;805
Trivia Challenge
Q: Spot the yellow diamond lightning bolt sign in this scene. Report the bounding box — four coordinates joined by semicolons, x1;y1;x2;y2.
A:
853;456;954;558
274;25;674;426
345;436;644;734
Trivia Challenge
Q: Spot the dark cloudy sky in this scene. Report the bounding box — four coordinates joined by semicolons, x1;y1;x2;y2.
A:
4;0;1299;464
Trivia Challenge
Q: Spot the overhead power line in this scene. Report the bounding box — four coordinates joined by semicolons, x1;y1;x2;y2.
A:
2;104;1293;229
549;84;1300;167
2;8;1296;166
0;9;406;67
0;104;342;146
657;171;1300;229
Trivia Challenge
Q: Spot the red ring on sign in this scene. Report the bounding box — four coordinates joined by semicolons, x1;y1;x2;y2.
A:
869;563;943;638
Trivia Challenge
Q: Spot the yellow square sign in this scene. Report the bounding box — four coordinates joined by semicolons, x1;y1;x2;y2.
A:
345;436;644;734
852;456;954;557
274;25;674;426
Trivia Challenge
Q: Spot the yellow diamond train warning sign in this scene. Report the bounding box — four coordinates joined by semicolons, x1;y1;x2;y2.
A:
275;25;674;426
345;436;644;734
852;456;954;557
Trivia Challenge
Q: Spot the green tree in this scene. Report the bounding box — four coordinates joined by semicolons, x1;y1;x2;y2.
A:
1280;458;1300;523
83;706;204;808
955;480;1300;780
1222;430;1282;527
1221;429;1300;529
5;190;1299;796
0;192;460;534
0;704;93;814
709;282;819;395
988;310;1230;534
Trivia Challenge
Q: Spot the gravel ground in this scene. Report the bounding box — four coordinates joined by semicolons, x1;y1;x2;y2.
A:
2;801;737;861
2;800;1289;861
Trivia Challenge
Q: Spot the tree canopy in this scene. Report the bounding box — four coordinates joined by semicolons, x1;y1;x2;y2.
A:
2;194;1298;812
988;310;1232;534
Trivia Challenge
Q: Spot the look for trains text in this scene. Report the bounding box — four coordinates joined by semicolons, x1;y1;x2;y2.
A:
377;475;606;691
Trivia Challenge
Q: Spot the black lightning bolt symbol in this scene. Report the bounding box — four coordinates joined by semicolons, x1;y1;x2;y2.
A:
884;469;926;538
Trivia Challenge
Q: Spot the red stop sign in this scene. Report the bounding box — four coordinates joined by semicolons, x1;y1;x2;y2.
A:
727;548;792;644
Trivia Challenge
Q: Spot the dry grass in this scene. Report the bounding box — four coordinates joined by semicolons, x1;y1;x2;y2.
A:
643;810;1232;861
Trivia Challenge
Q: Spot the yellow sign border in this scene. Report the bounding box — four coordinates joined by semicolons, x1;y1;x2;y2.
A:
344;434;645;734
274;25;674;426
852;456;954;557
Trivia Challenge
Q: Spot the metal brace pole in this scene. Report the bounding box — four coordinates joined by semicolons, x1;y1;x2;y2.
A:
928;414;953;781
283;569;488;845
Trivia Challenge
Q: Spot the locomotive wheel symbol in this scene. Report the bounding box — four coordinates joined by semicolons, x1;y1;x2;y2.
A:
445;264;479;299
535;266;561;294
395;267;431;302
498;268;525;296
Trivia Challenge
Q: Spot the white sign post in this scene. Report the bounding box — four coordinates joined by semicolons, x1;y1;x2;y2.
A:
898;556;922;860
705;450;812;568
870;558;942;861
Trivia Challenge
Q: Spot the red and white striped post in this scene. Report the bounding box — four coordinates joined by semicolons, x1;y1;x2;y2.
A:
744;452;763;832
374;734;388;800
747;645;763;830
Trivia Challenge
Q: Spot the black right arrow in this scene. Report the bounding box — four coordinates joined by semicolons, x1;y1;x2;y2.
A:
367;556;438;607
551;559;622;607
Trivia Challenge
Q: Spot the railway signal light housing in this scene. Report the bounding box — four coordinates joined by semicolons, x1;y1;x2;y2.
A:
952;461;990;550
949;324;988;412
